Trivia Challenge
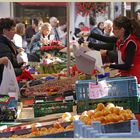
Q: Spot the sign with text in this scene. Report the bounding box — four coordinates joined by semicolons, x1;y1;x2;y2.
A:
89;81;109;99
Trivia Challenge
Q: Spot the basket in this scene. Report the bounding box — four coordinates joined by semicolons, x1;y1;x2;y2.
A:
33;101;73;117
77;96;140;114
74;119;140;138
76;76;139;100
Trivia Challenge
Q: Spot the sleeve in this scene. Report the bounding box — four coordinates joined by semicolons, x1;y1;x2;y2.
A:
110;41;136;70
88;42;115;51
89;32;117;43
13;35;22;48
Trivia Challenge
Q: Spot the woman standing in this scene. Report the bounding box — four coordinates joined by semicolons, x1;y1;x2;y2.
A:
0;18;22;84
103;16;140;83
13;23;26;48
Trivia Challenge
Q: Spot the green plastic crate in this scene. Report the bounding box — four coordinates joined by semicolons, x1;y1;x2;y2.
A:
33;101;73;117
77;96;140;114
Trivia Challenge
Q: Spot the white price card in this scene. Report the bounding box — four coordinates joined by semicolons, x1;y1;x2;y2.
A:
89;80;109;99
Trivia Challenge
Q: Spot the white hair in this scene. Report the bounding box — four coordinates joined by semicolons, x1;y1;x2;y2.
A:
49;17;58;23
104;20;113;27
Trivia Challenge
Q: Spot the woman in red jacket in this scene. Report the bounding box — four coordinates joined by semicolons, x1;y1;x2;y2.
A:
103;16;140;83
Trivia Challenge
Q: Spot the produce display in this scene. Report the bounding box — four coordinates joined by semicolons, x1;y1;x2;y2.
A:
61;103;134;125
9;122;74;138
23;77;78;97
0;107;17;122
79;103;133;125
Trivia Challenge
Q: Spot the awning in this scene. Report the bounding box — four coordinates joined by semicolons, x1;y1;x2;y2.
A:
16;2;67;7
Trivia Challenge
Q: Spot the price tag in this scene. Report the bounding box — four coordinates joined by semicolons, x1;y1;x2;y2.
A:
89;80;109;99
65;96;74;101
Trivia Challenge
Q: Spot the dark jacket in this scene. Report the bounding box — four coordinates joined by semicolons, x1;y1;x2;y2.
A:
25;25;36;44
88;32;118;63
0;35;22;84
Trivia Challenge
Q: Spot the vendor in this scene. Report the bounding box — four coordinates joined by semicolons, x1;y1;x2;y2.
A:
100;16;140;83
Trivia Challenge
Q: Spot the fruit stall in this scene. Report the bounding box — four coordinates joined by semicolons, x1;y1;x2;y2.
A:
0;74;140;138
0;40;140;138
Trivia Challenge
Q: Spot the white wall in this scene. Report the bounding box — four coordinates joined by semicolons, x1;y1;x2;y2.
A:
0;2;12;18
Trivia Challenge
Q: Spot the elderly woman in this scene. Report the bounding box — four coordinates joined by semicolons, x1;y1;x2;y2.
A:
29;22;52;53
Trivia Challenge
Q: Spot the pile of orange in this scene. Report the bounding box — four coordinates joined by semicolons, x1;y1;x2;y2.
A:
79;103;133;125
11;122;74;138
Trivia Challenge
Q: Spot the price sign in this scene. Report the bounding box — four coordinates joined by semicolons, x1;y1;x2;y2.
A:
89;81;109;99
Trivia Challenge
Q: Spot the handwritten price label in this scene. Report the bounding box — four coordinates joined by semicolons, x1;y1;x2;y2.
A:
89;81;109;99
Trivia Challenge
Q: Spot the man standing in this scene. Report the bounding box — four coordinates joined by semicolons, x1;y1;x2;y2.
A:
25;18;39;44
49;17;60;41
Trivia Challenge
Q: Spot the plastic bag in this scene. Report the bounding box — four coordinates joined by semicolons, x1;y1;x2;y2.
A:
0;60;19;100
74;47;96;74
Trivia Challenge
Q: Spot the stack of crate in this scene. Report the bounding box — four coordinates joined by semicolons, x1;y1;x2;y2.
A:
75;76;140;113
74;119;140;138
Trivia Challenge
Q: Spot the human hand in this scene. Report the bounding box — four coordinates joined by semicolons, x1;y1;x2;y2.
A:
78;31;90;37
0;57;9;65
41;39;49;45
101;63;110;69
100;50;107;57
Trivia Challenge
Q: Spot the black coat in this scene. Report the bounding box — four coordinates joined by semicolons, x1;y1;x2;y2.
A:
0;35;22;84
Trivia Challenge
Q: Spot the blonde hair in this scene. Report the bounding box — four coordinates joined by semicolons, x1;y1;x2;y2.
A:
15;23;25;36
40;22;52;32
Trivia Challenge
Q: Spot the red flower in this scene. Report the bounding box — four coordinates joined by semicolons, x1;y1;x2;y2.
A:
76;2;108;16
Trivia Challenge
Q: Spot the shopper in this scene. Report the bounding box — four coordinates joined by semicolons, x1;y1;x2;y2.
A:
29;22;52;53
25;18;39;44
88;20;117;63
13;22;27;49
0;18;22;84
49;17;60;41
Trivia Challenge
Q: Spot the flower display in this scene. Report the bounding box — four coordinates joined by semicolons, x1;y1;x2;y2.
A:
76;2;108;16
36;40;67;74
39;40;65;56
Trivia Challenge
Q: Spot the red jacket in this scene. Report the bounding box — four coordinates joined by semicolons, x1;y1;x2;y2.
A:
116;34;140;83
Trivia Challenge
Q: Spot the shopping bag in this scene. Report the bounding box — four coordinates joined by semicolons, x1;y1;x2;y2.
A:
0;60;19;100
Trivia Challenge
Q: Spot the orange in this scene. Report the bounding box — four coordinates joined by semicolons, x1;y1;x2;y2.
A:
96;103;105;111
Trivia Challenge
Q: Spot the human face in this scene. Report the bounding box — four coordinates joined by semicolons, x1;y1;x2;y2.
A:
3;27;15;40
137;12;140;21
99;23;104;30
42;28;51;36
113;25;124;39
51;20;59;28
104;25;112;34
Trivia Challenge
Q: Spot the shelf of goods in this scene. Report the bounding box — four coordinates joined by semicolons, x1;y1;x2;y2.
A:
0;100;137;138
